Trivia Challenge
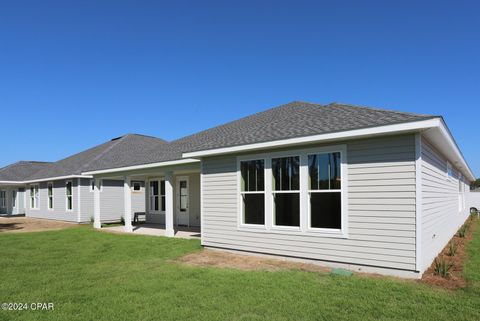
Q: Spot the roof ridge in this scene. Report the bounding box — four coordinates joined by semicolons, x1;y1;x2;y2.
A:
326;102;436;117
78;135;129;172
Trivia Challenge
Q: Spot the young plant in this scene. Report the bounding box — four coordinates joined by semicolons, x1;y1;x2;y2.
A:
433;256;453;278
448;240;457;256
458;224;468;238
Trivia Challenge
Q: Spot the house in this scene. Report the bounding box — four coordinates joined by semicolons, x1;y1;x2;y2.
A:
0;134;167;223
0;161;53;215
81;101;475;278
2;101;475;278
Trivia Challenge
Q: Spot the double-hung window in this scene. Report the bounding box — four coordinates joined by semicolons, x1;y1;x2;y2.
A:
308;152;342;229
12;190;17;208
66;181;73;211
149;180;166;212
272;156;300;227
30;185;39;209
0;191;6;208
47;183;54;210
240;159;265;225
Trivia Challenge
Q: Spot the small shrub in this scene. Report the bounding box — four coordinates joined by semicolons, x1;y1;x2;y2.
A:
448;240;457;256
458;224;469;238
433;256;453;278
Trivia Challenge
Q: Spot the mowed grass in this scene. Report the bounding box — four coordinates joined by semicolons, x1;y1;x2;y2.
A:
1;222;479;321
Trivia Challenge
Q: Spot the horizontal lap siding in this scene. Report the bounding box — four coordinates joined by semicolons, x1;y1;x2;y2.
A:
420;138;469;272
202;135;417;271
80;178;94;223
25;180;79;222
100;179;124;223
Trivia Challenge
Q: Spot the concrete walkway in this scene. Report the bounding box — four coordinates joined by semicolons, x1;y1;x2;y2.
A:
102;224;201;239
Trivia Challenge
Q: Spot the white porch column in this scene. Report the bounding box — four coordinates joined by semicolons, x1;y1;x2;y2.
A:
165;171;175;237
124;176;133;232
93;178;101;229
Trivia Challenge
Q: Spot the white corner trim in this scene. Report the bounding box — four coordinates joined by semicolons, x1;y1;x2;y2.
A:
415;133;422;272
183;118;441;158
81;158;200;175
77;177;82;222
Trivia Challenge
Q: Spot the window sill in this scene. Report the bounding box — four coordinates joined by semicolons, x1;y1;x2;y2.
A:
237;226;348;239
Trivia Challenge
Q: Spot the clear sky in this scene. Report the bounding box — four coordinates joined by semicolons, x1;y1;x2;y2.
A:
0;1;479;176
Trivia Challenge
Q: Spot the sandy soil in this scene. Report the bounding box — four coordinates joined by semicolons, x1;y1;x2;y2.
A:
0;216;76;233
178;249;331;273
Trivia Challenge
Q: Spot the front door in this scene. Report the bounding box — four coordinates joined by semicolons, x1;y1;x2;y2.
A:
176;177;189;226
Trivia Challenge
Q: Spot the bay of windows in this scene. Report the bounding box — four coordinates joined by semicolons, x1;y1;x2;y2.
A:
239;147;345;235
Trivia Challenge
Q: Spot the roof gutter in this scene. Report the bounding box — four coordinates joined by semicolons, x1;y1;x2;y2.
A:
1;175;93;185
182;118;475;181
82;158;200;175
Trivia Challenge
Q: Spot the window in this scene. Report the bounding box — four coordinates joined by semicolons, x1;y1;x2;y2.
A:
0;191;6;208
149;180;165;212
179;180;188;212
240;160;265;225
447;162;453;180
132;181;142;192
272;156;300;227
66;181;73;211
30;185;39;209
12;190;17;208
47;183;54;210
90;179;95;192
308;152;342;229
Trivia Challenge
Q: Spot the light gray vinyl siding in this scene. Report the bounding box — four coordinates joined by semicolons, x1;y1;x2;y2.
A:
25;180;79;222
132;180;146;214
99;179;124;223
202;134;417;271
79;178;94;223
420;137;470;272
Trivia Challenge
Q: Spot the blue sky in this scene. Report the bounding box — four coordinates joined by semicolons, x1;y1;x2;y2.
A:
0;1;479;176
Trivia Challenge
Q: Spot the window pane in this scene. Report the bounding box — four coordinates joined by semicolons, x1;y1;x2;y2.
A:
150;181;158;196
310;192;341;229
308;154;319;190
272;156;299;191
241;160;264;192
180;181;188;211
330;152;341;189
274;193;300;226
161;196;166;212
309;152;341;190
243;194;264;224
68;197;72;210
160;181;165;196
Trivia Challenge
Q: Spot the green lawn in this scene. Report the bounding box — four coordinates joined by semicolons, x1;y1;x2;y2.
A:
1;222;479;321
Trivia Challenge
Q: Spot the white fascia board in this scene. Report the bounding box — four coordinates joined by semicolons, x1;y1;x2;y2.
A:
81;158;200;175
182;118;442;158
0;181;24;185
22;175;93;184
437;119;475;181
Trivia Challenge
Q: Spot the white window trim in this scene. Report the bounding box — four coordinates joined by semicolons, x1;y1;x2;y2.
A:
30;184;39;210
148;178;165;214
446;161;453;181
65;180;73;212
0;190;6;208
131;181;142;193
12;190;17;209
47;182;54;211
90;179;103;192
237;144;348;239
238;157;267;230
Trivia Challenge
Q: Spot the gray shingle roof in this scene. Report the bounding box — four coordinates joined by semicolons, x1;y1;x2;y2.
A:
172;101;436;154
0;161;54;181
82;101;437;172
2;101;437;179
27;134;167;180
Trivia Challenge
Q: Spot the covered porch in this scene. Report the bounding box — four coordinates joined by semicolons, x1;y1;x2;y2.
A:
91;160;202;238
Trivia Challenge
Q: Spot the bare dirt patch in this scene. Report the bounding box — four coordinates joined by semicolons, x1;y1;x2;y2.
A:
0;216;75;233
421;216;478;290
178;249;331;273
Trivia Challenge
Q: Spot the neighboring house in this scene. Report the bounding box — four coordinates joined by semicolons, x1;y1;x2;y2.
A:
0;161;53;215
2;101;475;278
82;102;475;278
0;134;167;222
